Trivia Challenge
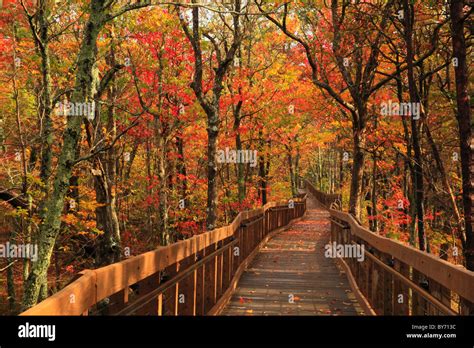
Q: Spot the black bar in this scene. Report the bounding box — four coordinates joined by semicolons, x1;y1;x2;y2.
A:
1;316;472;346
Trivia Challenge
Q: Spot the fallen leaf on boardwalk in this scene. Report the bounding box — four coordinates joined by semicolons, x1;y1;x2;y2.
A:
239;297;245;304
343;301;352;306
246;309;253;314
294;296;301;301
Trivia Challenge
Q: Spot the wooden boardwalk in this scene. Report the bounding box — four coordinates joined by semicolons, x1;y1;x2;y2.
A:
220;193;365;316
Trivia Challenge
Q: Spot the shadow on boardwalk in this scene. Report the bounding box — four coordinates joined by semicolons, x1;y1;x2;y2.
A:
221;192;365;316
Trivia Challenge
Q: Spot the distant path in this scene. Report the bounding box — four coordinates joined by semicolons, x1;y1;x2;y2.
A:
220;191;364;316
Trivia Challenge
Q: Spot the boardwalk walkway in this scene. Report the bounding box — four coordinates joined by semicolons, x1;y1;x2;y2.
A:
221;192;364;316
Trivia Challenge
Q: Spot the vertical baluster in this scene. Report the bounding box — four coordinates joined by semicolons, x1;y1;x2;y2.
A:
222;240;231;294
195;249;205;315
393;259;409;315
216;241;224;301
411;269;426;315
177;255;194;316
203;244;217;314
381;253;393;315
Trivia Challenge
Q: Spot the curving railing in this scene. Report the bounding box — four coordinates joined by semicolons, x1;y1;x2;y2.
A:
21;195;307;316
305;179;474;315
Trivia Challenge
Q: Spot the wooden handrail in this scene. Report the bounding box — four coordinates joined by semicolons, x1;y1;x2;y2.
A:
304;181;341;209
21;194;307;316
114;239;240;315
330;209;474;304
361;246;457;316
305;179;474;315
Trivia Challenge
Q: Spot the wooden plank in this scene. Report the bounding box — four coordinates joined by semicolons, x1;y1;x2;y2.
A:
209;215;308;315
220;196;363;316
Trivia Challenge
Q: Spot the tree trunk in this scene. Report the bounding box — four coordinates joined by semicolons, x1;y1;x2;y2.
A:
179;2;241;230
176;135;188;203
157;137;170;245
233;102;245;202
371;153;378;232
22;3;107;309
450;0;473;270
258;129;267;205
206;108;219;230
94;169;121;265
404;0;425;251
424;120;465;246
349;116;366;220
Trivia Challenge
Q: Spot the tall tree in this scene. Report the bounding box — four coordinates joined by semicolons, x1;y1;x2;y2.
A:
178;0;242;230
22;0;151;309
403;0;425;250
258;0;395;219
449;0;473;269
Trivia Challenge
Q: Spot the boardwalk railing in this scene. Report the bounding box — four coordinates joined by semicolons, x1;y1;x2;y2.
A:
305;181;341;210
305;179;474;315
21;195;306;316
